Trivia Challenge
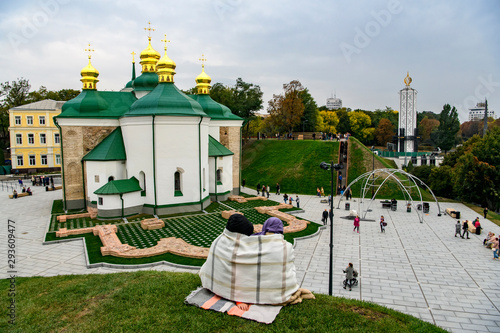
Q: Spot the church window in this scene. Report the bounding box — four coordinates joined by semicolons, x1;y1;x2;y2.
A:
174;171;182;196
108;176;114;182
98;197;103;205
216;169;222;185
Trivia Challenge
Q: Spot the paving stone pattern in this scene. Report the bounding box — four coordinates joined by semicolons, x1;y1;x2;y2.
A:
1;184;499;333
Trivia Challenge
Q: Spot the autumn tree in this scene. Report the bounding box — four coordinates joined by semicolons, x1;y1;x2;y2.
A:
267;80;305;134
318;110;339;133
348;110;371;142
418;117;440;143
459;120;482;140
375;118;395;146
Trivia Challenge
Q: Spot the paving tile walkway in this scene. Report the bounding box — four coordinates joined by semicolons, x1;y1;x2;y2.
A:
1;180;499;333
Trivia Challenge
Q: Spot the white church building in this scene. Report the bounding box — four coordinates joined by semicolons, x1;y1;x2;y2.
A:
54;33;243;218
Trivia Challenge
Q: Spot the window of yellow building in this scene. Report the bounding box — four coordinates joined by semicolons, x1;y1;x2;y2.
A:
29;155;36;166
55;154;61;165
16;134;22;145
28;133;34;144
39;116;45;125
15;116;21;125
54;133;60;144
41;155;47;165
40;133;46;144
17;155;23;166
27;116;33;125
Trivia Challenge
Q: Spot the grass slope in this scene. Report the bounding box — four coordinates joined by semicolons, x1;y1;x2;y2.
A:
0;271;446;333
242;140;339;195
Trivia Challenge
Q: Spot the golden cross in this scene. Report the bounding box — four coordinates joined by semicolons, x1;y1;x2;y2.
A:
161;34;170;51
85;43;94;59
199;54;207;68
144;21;155;37
131;51;136;62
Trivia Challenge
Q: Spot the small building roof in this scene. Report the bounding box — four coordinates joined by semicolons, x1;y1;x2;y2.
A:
83;127;126;161
94;177;142;195
209;135;234;157
11;99;65;110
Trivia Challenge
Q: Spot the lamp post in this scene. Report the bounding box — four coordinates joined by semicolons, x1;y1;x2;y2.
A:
320;161;343;296
371;146;375;198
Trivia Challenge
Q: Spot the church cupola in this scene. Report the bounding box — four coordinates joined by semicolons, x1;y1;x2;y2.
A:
80;43;99;90
139;22;161;73
195;54;211;94
156;34;176;83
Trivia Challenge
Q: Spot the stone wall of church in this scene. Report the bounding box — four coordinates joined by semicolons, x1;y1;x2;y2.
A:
219;126;241;192
61;126;116;209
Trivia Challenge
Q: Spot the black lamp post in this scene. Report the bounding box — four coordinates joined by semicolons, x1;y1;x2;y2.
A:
320;161;343;296
371;146;375;198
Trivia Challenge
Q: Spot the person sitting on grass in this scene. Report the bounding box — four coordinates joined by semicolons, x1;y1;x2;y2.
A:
199;215;314;312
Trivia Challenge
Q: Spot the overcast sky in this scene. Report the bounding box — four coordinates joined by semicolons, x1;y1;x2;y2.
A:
1;0;499;122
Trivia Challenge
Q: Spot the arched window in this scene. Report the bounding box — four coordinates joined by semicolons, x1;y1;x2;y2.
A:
139;171;146;196
108;176;114;182
216;169;222;185
174;171;182;196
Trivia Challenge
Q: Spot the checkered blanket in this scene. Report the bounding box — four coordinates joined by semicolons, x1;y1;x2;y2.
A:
199;229;299;305
185;287;282;324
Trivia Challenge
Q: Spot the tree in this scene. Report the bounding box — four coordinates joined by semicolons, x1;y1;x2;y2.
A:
267;80;305;135
318;110;339;133
371;107;397;129
348;111;371;139
0;78;31;147
428;165;455;197
335;108;351;134
375;118;395;146
298;88;318;132
418;117;440;144
460;120;482;140
436;104;460;153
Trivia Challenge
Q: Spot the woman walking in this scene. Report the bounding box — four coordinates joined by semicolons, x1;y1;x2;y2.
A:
353;215;360;233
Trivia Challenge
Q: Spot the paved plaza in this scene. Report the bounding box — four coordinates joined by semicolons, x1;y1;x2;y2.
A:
1;181;500;333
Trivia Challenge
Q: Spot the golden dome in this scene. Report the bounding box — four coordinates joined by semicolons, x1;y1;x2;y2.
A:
404;72;412;87
140;37;161;73
157;34;176;83
195;54;211;94
81;44;99;90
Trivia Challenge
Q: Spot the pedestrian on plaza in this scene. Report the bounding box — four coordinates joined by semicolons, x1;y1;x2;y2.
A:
454;220;461;237
484;207;488;219
13;189;18;199
322;209;328;225
295;196;300;208
283;193;288;204
321;187;325;197
266;185;270;199
276;183;280;195
343;263;355;291
380;215;386;233
257;183;261;196
474;219;482;235
27;187;32;195
353;215;360;233
461;220;470;239
346;188;352;200
242;179;246;188
338;173;342;184
289;196;294;205
316;188;321;197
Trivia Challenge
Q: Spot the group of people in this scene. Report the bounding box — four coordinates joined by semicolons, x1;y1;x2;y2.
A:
454;217;482;239
199;214;315;309
31;175;54;187
256;183;271;199
483;232;499;260
282;193;300;208
12;186;33;198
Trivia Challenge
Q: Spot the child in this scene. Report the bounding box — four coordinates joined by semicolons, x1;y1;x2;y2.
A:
455;220;461;237
380;216;386;233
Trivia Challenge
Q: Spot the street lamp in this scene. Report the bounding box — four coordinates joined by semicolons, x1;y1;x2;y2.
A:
371;146;375;198
319;161;343;296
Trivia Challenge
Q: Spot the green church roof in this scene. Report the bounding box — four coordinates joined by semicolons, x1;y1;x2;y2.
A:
124;82;207;117
191;94;242;121
209;135;234;157
56;90;137;119
132;72;158;91
83;127;126;161
94;177;142;195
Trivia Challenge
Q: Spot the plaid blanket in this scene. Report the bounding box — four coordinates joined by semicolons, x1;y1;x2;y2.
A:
185;287;282;324
199;229;299;305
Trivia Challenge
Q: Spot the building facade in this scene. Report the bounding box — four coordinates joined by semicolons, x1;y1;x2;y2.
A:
468;102;495;121
326;95;342;110
8;100;64;172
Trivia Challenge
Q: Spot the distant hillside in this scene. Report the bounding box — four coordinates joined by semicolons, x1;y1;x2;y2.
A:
242;140;339;195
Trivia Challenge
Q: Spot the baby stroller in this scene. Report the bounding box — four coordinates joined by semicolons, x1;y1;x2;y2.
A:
343;269;358;290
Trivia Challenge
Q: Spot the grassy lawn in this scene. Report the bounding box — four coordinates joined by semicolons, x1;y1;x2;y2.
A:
347;137;435;202
0;271;446;333
242;140;339;195
45;197;321;267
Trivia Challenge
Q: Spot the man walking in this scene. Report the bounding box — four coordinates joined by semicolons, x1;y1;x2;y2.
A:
276;183;280;195
461;220;470;239
454;220;461;237
484;207;488;219
322;209;328;225
295;196;300;208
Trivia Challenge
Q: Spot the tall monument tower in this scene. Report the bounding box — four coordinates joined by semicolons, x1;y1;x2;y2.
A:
398;72;418;153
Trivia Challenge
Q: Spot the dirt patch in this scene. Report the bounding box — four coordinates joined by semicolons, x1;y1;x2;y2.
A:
349;305;389;321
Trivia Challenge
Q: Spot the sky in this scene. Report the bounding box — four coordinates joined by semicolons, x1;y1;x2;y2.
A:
0;0;499;122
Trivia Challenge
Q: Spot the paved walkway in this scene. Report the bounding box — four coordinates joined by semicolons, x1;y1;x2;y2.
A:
1;183;499;333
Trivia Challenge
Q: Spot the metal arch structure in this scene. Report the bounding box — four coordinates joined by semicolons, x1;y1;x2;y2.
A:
336;168;442;223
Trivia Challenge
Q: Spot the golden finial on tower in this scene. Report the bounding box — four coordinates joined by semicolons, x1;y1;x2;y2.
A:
85;43;95;59
131;51;136;63
404;71;412;86
144;21;155;38
199;54;207;68
161;34;170;52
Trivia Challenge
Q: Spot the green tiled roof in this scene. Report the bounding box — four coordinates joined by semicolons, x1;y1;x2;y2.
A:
132;72;158;91
209;135;234;157
83;127;126;161
56;90;136;119
124;82;207;117
191;94;242;121
94;177;142;195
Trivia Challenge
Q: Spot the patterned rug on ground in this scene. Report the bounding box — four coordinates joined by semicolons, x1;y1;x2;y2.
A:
185;287;282;324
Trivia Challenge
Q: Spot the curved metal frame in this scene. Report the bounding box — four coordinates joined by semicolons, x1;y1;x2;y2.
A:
336;168;442;223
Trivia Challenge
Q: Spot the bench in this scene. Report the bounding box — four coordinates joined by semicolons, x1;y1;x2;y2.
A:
381;201;391;209
445;208;460;219
46;185;62;191
9;192;30;199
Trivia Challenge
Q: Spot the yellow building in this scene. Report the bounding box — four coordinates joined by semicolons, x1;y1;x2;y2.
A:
9;99;64;172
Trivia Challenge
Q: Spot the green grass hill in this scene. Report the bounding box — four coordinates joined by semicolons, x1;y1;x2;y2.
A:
0;271;446;332
242;140;339;195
